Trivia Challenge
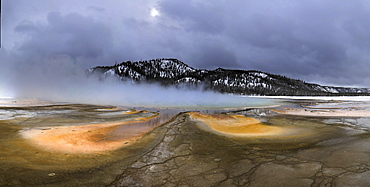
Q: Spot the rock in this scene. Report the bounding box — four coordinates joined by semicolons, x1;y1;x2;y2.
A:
48;173;56;177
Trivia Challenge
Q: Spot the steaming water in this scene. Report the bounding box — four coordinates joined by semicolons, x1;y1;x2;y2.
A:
126;95;279;109
11;77;279;109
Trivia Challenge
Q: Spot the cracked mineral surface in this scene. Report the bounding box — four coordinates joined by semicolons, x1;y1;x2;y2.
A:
2;98;370;186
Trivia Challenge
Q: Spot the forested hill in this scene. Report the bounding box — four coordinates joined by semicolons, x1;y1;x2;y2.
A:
88;58;370;96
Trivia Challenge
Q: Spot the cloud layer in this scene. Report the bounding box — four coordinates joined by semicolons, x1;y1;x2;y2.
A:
2;0;370;101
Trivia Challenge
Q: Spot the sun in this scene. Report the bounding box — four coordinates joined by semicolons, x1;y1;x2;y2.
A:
150;8;159;17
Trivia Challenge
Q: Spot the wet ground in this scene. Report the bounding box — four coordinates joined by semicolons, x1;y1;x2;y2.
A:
1;98;370;186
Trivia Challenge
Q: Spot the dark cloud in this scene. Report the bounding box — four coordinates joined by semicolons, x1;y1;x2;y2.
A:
190;41;239;69
87;6;106;12
156;0;370;86
15;11;112;60
159;0;225;34
3;0;370;88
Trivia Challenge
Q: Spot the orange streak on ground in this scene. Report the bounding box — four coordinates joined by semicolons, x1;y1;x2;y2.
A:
123;110;142;114
189;112;284;136
20;115;157;154
134;112;159;121
96;107;123;111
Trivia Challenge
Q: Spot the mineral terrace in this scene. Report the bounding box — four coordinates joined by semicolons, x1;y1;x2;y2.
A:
1;98;370;186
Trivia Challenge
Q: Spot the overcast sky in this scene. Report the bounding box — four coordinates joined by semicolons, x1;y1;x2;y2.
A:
2;0;370;88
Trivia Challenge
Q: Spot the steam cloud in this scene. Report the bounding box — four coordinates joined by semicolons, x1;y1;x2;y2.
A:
6;1;369;105
0;49;272;108
0;8;272;108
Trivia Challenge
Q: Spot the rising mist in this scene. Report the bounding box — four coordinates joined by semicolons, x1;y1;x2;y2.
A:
0;52;273;108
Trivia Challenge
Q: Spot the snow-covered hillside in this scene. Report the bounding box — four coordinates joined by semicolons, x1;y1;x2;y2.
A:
89;58;370;96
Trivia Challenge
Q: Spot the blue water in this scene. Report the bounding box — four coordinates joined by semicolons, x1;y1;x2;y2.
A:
135;95;279;109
